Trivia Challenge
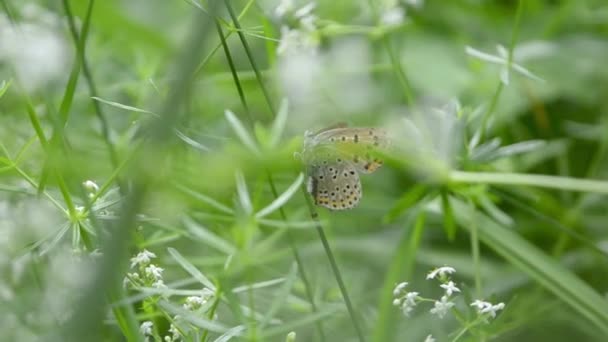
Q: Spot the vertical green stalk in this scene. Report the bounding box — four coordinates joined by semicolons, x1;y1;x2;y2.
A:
372;209;426;342
214;16;326;342
302;190;367;342
63;0;121;170
366;0;415;106
60;3;220;339
223;1;364;340
479;0;524;141
469;200;482;299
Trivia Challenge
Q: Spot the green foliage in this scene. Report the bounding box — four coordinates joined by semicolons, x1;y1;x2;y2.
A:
1;0;608;341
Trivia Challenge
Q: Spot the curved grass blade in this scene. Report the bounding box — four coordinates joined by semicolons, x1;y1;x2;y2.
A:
168;247;216;291
255;173;304;219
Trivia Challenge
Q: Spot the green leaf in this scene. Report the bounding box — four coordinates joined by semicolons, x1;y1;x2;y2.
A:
225;109;261;155
182;216;236;255
92;96;158;116
213;325;246;342
174;183;234;214
167;247;216;291
255;173;304;219
235;170;253;214
0;79;12;98
451;198;608;335
441;190;456;241
159;300;231;333
260;263;298;329
383;184;430;223
269;99;289;148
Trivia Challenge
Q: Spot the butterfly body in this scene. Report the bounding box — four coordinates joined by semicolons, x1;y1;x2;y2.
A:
301;126;387;210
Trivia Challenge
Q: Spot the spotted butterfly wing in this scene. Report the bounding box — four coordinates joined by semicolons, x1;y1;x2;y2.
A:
302;126;387;210
306;160;362;210
310;127;388;174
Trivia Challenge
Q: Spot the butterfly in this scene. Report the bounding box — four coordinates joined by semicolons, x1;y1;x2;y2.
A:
300;124;388;210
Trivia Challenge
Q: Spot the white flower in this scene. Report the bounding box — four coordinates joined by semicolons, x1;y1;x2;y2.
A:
277;26;318;56
440;281;460;296
123;276;131;288
401;304;414;317
299;14;318;32
184;295;208;310
424;335;435;342
140;321;153;336
381;7;405;26
166;323;180;342
470;299;505;318
430;295;454;319
145;264;164;280
152;279;167;289
294;2;316;18
404;291;419;306
399;291;419;317
481;302;505;318
130;249;156;268
426;266;456;280
83;180;99;193
275;0;295;17
393;282;408;296
392;298;402;306
470;299;490;311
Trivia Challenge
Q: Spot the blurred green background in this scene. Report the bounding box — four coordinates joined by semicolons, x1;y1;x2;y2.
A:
1;0;608;341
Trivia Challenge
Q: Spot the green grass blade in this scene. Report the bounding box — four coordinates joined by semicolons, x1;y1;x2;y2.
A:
451;198;608;335
168;247;217;291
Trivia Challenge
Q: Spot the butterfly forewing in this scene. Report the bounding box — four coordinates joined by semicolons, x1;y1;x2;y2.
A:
309;127;388;174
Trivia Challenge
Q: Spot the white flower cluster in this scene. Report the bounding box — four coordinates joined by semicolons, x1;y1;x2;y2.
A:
470;300;505;319
140;321;153;342
163;288;215;341
184;288;215;311
394;265;505;324
164;323;181;342
124;249;166;289
274;0;320;56
126;249;222;341
392;282;419;317
379;0;424;26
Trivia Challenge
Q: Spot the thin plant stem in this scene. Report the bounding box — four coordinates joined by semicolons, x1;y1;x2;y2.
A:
551;114;608;257
372;209;426;342
22;92;79;219
60;3;221;339
224;1;364;340
224;1;274;115
479;0;524;141
302;188;367;342
468;200;482;300
365;0;415;106
215;17;326;342
63;0;121;171
201;290;222;342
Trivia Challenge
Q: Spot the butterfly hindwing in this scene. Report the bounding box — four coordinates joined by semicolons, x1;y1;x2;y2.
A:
307;159;362;210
